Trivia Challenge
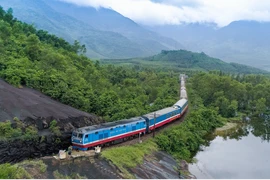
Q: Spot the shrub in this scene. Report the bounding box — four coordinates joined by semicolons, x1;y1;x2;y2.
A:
49;120;61;136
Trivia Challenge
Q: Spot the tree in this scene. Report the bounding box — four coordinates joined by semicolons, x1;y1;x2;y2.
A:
256;98;266;115
25;34;41;61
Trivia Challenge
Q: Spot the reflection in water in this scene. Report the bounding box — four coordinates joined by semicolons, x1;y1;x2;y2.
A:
189;117;270;179
250;117;270;142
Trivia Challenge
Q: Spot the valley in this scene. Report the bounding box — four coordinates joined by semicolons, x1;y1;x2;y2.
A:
0;1;270;179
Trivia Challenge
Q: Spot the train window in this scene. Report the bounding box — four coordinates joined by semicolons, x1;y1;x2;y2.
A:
78;134;83;138
136;122;139;124
123;125;126;127
85;135;88;138
95;131;98;134
73;132;77;137
110;128;114;130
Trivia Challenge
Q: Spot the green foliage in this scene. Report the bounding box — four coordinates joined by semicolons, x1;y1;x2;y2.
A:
189;72;270;116
0;120;22;139
102;140;157;178
24;125;38;140
40;135;45;143
0;119;39;141
0;160;47;180
55;137;61;144
255;98;266;115
156;107;223;161
18;160;47;173
0;163;32;179
49;120;61;136
53;170;86;179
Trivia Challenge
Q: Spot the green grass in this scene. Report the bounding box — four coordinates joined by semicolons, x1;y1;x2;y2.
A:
101;139;158;178
0;159;47;179
53;170;86;179
18;160;47;173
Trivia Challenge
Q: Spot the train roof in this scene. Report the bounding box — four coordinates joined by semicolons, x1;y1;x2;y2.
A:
75;116;145;134
142;106;177;120
174;99;187;108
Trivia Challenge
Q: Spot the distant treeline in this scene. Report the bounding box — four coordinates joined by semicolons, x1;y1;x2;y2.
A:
102;50;269;74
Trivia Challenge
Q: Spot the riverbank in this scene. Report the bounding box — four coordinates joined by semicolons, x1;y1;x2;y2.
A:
215;122;238;132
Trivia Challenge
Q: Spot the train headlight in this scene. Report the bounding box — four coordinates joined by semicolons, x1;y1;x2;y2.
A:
80;140;82;143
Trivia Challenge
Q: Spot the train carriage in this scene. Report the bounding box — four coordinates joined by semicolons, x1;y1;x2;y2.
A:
142;107;181;133
72;117;146;150
174;99;188;115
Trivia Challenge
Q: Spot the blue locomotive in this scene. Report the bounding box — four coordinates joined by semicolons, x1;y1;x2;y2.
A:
72;76;188;150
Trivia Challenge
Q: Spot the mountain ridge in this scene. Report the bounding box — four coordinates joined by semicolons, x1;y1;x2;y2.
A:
146;20;270;71
101;49;269;74
0;0;183;59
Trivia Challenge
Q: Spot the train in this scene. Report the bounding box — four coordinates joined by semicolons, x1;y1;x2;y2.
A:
71;75;188;151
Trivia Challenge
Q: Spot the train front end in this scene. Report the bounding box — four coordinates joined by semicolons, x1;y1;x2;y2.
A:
71;129;87;151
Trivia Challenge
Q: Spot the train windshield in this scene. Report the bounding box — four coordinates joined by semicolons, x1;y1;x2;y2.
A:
78;134;83;138
72;132;77;137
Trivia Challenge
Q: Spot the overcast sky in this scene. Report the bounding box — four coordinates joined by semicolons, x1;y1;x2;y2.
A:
60;0;270;27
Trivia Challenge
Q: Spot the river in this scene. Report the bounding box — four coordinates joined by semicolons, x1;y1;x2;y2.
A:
189;117;270;179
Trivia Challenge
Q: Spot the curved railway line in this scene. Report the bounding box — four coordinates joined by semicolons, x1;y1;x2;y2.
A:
71;74;188;151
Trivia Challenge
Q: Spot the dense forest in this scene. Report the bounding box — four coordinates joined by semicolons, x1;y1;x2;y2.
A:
0;7;179;122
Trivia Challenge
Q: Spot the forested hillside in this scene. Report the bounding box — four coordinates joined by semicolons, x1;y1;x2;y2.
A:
0;7;179;122
102;50;268;74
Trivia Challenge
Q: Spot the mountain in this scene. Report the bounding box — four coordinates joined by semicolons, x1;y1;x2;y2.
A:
45;0;183;51
102;50;269;74
0;0;183;59
146;21;270;71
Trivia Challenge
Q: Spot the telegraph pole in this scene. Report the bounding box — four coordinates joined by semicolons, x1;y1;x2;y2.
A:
153;112;156;138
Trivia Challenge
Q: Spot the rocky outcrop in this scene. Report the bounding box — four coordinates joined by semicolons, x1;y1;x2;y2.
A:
179;160;197;179
0;134;67;163
0;78;105;163
0;115;105;164
0;78;98;122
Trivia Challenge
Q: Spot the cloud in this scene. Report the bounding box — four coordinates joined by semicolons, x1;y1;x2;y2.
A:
59;0;270;27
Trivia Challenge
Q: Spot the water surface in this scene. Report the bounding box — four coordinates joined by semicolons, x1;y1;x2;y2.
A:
189;118;270;179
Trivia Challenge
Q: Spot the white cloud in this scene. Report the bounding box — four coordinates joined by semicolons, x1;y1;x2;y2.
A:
59;0;270;27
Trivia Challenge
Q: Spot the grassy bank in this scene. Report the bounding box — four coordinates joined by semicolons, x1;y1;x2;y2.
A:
101;140;157;178
0;160;47;179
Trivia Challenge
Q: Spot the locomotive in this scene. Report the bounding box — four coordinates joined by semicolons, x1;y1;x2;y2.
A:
72;76;188;150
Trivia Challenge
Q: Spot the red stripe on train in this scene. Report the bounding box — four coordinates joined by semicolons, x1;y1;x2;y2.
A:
73;104;188;148
149;105;188;130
